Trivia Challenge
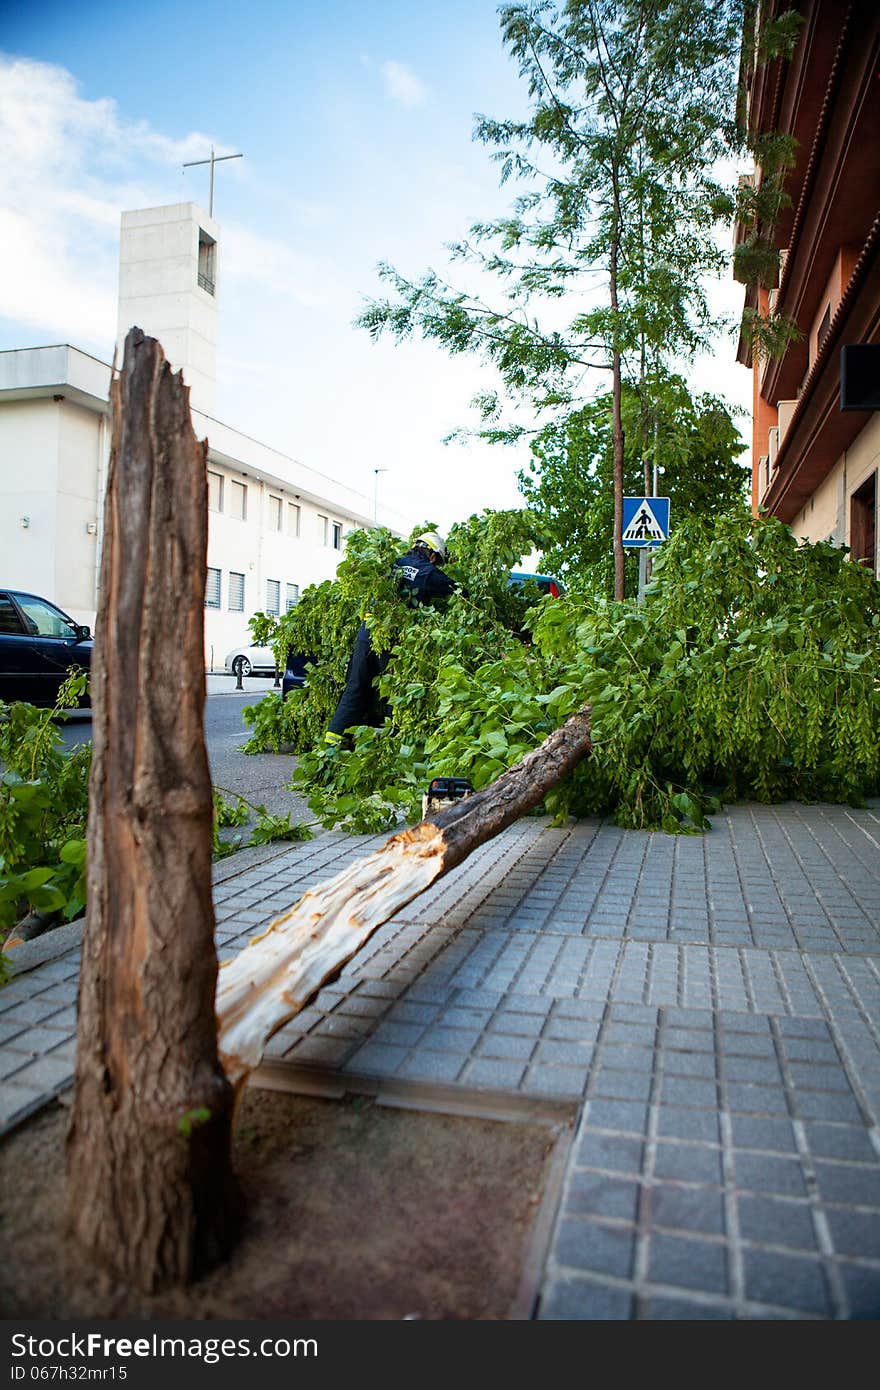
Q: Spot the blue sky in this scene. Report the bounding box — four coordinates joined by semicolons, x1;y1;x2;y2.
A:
0;0;751;533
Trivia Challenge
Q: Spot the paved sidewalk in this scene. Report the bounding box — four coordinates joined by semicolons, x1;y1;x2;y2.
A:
2;802;879;1319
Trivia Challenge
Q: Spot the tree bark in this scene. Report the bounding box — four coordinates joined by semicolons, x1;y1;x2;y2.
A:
217;705;592;1086
67;329;242;1291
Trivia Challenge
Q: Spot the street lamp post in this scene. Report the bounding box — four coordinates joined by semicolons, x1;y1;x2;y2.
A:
373;468;388;524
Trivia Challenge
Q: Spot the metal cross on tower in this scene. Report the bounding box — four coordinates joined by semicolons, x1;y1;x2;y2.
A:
182;146;243;217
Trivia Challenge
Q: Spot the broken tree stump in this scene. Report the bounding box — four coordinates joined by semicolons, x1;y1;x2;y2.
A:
217;705;592;1085
67;329;242;1291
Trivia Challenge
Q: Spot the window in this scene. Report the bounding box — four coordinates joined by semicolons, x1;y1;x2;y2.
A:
266;579;280;615
286;583;299;611
205;568;221;609
332;521;343;550
15;594;78;638
850;472;877;575
207;471;223;512
317;513;328;545
287;502;301;537
198;228;216;296
269;495;282;531
0;594;25;636
228;571;245;612
229;480;247;521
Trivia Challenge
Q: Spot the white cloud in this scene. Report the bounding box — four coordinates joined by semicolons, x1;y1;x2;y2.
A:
380;60;428;109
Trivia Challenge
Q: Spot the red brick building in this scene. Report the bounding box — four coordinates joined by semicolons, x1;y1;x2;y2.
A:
736;0;880;573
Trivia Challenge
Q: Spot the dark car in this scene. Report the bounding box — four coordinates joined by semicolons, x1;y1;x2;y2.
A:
0;589;92;707
281;650;316;701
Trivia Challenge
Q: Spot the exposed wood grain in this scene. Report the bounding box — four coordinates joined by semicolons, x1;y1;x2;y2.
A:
217;706;591;1085
67;329;242;1291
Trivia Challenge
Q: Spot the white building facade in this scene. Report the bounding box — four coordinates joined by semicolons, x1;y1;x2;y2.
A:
0;202;410;667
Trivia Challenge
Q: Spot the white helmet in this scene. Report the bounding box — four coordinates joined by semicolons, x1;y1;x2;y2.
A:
414;530;448;561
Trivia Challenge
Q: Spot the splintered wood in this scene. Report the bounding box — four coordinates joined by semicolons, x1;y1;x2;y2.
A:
216;704;592;1085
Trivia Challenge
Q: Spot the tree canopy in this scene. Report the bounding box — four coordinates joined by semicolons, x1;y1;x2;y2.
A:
358;0;746;595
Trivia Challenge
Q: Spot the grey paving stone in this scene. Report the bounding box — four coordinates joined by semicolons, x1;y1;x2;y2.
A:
723;1055;784;1086
650;1184;725;1236
368;1021;426;1048
539;1278;634;1320
397;1051;464;1082
812;1161;880;1208
837;1262;880;1319
605;1022;657;1048
733;1153;807;1198
535;1039;596;1067
730;1115;798;1153
524;1064;588;1098
577;1131;644;1176
585;1099;649;1135
0;1084;44;1130
544;1017;602;1043
387;1000;442;1025
824;1208;880;1258
591;1069;653;1103
656;1106;720;1144
776;1017;831;1040
462;1058;527;1090
789;1062;853;1094
804;1122;878;1162
659;1076;719;1108
647;1232;728;1295
781;1038;841;1064
7;1054;73;1092
725;1082;790;1116
661;1026;716;1053
476;1032;536;1061
567;1172;640;1223
555;999;607;1021
609;1004;658;1024
662;1050;717;1079
642;1296;733;1319
793;1090;865;1124
743;1250;832;1316
555;1218;635;1279
654;1142;723;1186
601;1041;658;1074
488;1012;545;1038
737;1196;819;1252
420;1025;484;1052
716;1013;771;1034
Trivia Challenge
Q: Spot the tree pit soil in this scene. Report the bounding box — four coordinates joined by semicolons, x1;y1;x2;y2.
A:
0;1086;565;1320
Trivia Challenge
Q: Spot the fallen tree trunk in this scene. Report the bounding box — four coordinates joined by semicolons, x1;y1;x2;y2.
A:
67;329;242;1291
217;705;591;1085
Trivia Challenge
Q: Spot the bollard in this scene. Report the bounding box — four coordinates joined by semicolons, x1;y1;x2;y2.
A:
235;662;244;691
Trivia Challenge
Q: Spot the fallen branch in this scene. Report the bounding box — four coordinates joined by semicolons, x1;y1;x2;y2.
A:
216;705;591;1085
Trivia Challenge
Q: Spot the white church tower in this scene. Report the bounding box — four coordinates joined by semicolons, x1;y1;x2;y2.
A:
116;203;219;415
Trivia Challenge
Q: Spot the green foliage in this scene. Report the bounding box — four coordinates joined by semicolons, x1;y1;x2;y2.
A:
211;787;314;858
520;373;748;595
0;682;312;940
356;1;744;441
0;674;90;931
281;514;880;835
178;1107;212;1138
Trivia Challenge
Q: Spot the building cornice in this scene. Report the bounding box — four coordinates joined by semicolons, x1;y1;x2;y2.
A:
760;212;880;521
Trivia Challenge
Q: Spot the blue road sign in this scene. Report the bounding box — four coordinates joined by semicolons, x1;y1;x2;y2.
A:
621;496;671;548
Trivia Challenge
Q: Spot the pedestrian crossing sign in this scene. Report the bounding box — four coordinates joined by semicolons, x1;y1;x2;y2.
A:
621;496;671;548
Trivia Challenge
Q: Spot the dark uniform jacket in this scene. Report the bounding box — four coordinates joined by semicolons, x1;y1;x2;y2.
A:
392;549;460;604
326;549;460;737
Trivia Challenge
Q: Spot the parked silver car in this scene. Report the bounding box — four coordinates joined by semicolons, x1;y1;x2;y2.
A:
222;643;277;679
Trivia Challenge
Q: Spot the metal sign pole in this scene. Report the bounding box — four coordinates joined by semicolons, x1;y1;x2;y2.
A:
637;547;649;603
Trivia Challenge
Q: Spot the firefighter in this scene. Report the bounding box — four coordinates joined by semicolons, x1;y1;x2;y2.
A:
324;532;461;745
